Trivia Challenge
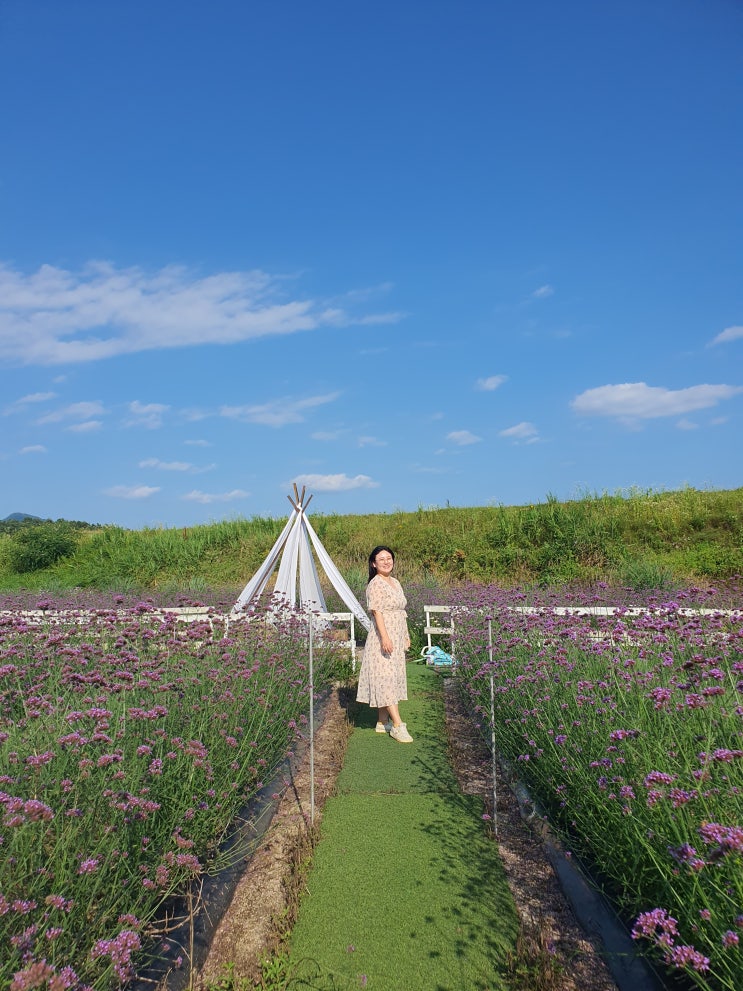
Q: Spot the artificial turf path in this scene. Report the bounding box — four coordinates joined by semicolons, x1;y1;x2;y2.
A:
288;663;519;990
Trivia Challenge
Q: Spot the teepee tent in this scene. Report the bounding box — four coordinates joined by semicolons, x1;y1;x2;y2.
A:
231;485;371;631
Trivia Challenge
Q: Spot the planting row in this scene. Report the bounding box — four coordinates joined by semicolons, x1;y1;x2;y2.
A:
0;600;342;990
449;586;743;991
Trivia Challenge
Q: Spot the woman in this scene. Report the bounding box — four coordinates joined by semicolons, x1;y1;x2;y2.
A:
356;545;413;743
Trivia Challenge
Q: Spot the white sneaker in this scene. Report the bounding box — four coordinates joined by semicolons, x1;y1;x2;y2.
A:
389;723;413;743
375;721;391;734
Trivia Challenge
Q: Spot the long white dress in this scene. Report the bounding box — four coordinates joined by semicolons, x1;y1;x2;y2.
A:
356;575;409;708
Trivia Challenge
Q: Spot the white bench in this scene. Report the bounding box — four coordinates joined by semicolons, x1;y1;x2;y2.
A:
423;604;454;651
317;611;358;670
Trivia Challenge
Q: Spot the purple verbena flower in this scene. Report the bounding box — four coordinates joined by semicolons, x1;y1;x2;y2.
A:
665;944;710;972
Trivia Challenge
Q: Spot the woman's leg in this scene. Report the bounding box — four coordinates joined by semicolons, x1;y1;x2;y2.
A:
377;705;390;725
386;702;402;727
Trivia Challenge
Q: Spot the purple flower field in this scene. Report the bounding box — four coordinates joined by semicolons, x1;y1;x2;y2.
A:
0;597;338;990
449;583;743;991
2;582;741;990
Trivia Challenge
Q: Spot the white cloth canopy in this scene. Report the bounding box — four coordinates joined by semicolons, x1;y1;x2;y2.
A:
231;486;371;631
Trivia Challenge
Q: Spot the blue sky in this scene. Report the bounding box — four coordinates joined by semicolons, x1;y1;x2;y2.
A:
1;0;741;528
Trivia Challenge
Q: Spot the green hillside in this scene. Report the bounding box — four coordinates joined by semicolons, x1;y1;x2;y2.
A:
0;486;741;596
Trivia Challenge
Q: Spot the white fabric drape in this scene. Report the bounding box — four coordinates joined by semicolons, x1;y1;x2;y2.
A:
231;504;370;630
298;522;326;612
275;511;303;606
303;515;370;630
231;511;296;613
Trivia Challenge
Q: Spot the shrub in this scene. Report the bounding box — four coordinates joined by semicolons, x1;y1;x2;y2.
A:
8;521;78;573
619;555;675;592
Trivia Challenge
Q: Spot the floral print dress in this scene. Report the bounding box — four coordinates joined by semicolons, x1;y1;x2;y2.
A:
356;575;409;708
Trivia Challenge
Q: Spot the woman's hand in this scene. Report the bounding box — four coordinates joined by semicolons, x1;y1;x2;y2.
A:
381;635;393;654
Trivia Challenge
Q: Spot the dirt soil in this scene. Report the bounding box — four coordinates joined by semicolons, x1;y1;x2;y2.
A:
196;680;620;990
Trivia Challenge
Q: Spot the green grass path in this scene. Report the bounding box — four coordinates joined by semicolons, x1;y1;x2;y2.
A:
287;664;519;990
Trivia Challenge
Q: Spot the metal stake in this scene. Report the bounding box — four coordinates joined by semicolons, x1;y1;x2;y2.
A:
308;614;315;826
488;619;498;836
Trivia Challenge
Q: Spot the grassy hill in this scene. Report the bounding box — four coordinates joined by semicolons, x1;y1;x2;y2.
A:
0;486;741;597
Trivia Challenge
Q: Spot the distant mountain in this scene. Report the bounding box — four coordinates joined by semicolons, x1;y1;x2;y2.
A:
2;512;43;522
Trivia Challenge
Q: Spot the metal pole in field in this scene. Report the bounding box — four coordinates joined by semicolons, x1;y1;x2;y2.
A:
308;613;315;826
488;619;498;836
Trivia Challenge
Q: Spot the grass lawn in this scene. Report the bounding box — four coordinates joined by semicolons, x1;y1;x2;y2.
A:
288;664;518;990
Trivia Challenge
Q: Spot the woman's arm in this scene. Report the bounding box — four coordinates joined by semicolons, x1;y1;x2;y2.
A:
370;610;393;655
399;580;411;651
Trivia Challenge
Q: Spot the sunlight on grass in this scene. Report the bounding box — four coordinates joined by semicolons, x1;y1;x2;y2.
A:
287;666;518;990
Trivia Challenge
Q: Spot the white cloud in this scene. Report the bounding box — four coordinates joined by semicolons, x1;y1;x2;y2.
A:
354;311;406;325
140;458;192;472
533;284;554;298
447;430;482;445
0;261;403;367
67;420;103;433
337;281;395;303
221;392;340;427
124;400;170;429
499;422;539;441
476;375;507;392
20;444;47;454
182;489;249;504
184;438;212;447
36;401;106;425
180;408;211;423
103;485;160;499
3;392;57;414
139;457;215;473
312;430;345;441
410;464;450;474
22;391;57;404
710;325;743;346
676;419;699;431
289;473;379;492
571;382;742;420
358;435;387;447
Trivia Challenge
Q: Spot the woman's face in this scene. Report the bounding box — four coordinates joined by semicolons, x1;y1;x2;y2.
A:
374;550;395;577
